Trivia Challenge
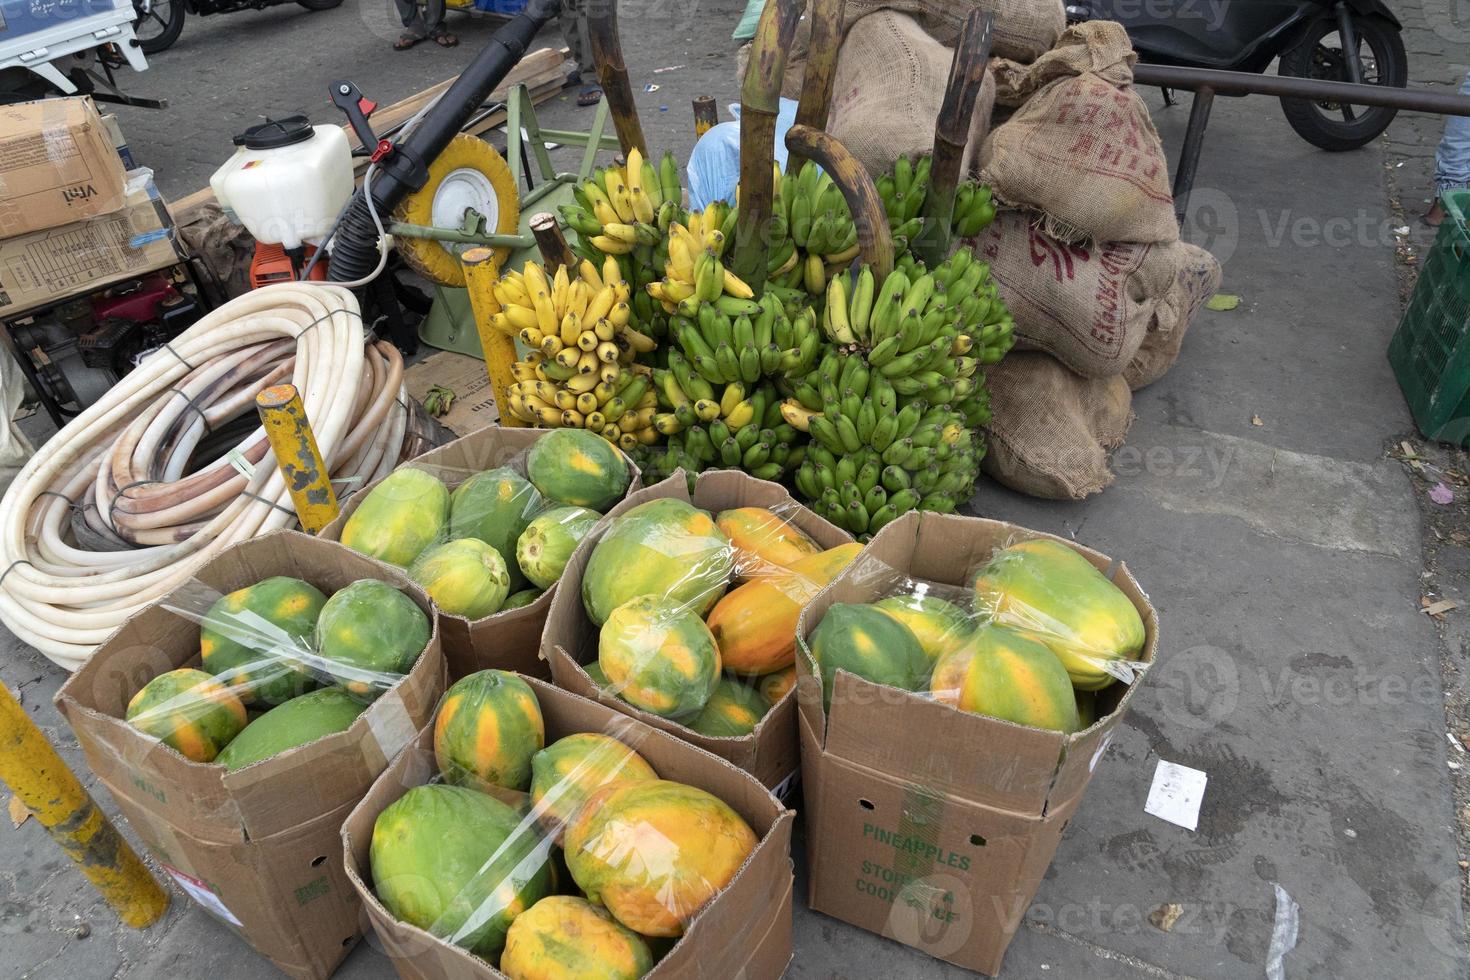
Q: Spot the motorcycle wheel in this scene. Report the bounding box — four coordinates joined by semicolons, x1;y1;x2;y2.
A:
132;0;185;55
1278;15;1407;151
296;0;344;9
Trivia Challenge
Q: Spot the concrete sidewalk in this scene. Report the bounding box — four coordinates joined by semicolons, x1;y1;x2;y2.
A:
5;1;1469;977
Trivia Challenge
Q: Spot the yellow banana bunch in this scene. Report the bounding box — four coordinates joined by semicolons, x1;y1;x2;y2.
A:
645;201;757;318
492;257;661;448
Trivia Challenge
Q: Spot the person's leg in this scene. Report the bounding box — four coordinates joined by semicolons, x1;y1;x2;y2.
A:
559;0;601;103
394;0;428;48
426;0;456;45
1427;71;1470;225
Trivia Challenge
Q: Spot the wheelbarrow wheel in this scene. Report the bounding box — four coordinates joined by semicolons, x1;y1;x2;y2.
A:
393;134;522;288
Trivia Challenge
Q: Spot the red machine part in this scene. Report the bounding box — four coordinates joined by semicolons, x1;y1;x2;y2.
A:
250;244;329;289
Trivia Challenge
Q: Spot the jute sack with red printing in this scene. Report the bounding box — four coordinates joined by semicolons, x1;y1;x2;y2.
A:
975;209;1179;378
981;351;1134;499
990;20;1136;107
828;10;997;175
1125;242;1223;390
979;67;1178;244
844;0;1065;62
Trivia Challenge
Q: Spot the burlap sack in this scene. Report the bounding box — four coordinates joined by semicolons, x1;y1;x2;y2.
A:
845;0;1065;63
982;352;1134;499
980;72;1178;244
991;20;1136;108
176;201;255;299
975;209;1178;378
828;10;997;175
1124;242;1223;390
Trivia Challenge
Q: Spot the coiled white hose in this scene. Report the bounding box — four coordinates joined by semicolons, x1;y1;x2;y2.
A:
0;283;412;670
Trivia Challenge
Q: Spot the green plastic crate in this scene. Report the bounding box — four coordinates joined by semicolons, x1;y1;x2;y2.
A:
1389;190;1470;445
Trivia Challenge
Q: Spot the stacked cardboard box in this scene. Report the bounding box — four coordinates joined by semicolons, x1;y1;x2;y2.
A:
0;98;181;317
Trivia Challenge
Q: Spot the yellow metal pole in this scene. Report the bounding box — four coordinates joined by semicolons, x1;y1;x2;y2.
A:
462;247;526;428
255;384;341;533
0;683;168;928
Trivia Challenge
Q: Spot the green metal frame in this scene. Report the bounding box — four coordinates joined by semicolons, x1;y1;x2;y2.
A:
414;85;619;358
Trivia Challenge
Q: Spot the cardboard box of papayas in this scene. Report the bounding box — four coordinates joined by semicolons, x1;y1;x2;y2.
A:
793;510;1158;976
321;425;640;681
56;531;447;980
340;674;795;979
542;469;856;795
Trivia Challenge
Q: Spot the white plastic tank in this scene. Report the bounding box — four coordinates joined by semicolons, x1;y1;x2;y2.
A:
210;116;353;249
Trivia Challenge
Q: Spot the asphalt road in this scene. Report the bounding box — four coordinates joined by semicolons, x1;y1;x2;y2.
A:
5;1;1470;978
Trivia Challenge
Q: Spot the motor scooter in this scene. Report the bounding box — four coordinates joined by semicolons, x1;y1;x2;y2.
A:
1068;0;1408;150
131;0;343;56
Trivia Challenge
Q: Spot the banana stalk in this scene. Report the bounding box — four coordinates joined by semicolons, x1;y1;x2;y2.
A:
587;0;648;159
919;9;995;267
784;124;895;284
530;212;577;271
788;0;845;174
731;0;803;293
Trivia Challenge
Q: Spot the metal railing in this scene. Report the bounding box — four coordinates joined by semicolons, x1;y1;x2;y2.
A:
1128;64;1470;222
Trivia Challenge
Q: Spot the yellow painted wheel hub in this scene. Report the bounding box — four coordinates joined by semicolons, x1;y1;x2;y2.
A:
393;134;520;287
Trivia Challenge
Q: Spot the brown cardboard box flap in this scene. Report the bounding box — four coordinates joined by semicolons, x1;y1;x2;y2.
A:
543;469;853;791
340;677;795;979
321;425;641;681
0;97;127;238
57;531;446;843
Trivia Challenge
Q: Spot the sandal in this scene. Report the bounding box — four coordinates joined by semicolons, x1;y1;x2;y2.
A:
577;85;603;107
394;32;425;50
431;31;458;47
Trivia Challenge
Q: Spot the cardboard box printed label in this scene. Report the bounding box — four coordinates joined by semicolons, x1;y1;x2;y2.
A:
55;531;447;980
340;676;796;980
320;425;641;681
0;168;181;316
794;510;1158;976
542;469;855;793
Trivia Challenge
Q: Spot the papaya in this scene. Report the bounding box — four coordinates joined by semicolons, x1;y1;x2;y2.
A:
340;468;449;567
705;542;863;675
715;507;822;580
200;576;325;705
759;665;796;706
125;668;247;763
410;538;511;620
529;733;658;842
214;687;367;770
370;784;553;959
526;429;631;511
598;596;721;719
434;669;545;792
504;588;544;610
316;580;430;698
930;625;1081;733
502;895;654;980
807;603;928;711
971;538;1146;690
449;467;544;593
516;506;600;590
563;779;757;937
686;677;768;737
873;593;973;667
1076;689;1099;729
583;660;611;690
582;498;733;625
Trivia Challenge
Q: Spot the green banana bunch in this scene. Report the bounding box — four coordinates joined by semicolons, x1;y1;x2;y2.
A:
641;380;802;481
666;292;822;388
875;154;1000;253
423;384;455;418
